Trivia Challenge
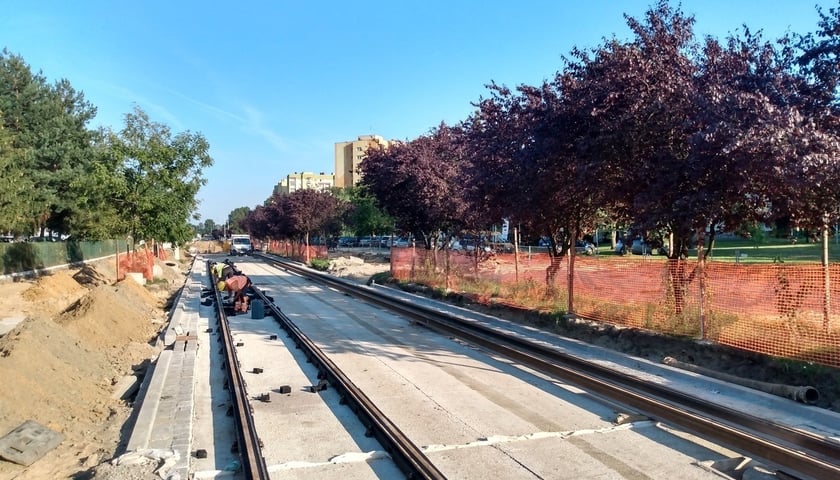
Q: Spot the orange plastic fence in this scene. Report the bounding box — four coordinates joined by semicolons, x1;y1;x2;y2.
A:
266;240;327;262
117;248;154;280
154;243;168;261
390;247;840;367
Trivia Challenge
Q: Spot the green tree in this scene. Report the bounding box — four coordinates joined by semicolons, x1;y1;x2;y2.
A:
102;106;213;245
228;206;251;234
68;130;124;239
0;50;97;237
0;121;32;232
340;186;393;237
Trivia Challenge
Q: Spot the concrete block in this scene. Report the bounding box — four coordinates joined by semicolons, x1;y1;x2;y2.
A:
111;375;140;400
0;420;64;466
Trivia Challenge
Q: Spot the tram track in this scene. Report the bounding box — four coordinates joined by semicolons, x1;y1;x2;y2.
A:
208;260;271;479
209;259;445;479
249;252;840;480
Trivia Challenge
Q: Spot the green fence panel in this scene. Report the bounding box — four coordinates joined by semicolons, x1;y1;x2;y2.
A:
0;240;122;275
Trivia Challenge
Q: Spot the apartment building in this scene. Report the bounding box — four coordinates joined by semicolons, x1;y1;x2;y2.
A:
273;171;335;195
334;134;391;188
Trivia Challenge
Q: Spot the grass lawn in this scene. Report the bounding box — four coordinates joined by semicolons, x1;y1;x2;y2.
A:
707;237;840;263
587;236;840;263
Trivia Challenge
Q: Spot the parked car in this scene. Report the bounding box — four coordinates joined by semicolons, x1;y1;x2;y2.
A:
358;236;374;248
630;238;668;255
615;239;628;255
337;236;356;248
575;240;595;255
28;236;58;242
489;242;514;253
451;237;476;252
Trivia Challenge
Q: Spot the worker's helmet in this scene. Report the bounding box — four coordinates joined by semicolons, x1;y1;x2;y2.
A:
217;281;226;291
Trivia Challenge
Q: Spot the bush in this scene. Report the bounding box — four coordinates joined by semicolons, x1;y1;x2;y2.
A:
309;258;330;271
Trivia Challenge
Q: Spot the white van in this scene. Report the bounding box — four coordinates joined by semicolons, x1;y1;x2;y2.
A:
229;234;252;255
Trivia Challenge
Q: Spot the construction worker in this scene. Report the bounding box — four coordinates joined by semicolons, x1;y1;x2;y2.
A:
223;274;252;313
212;261;226;281
213;259;238;281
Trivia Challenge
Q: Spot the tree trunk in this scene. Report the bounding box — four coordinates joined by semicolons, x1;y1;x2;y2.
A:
567;240;576;315
823;221;831;332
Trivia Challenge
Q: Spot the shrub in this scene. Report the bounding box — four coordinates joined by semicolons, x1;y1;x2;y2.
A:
309;258;330;271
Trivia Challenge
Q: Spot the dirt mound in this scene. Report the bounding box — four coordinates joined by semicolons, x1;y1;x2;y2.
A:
190;240;225;254
329;256;391;283
72;265;110;287
18;271;91;320
329;255;366;270
0;317;114;430
0;316;123;479
55;280;163;352
0;255;181;479
21;271;86;301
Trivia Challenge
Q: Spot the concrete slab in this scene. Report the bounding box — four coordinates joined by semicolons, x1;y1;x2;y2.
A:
0;316;25;336
226;313;403;479
0;420;64;467
265;277;735;479
110;375;140;400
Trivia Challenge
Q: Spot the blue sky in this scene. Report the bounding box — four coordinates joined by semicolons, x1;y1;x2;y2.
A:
2;1;835;224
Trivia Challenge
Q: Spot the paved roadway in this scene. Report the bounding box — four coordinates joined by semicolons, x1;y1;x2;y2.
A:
128;254;840;479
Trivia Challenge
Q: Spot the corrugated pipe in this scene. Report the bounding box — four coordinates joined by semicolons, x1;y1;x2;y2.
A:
662;356;819;404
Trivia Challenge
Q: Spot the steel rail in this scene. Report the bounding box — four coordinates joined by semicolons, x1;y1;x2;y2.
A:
254;253;840;480
208;261;270;479
249;285;447;480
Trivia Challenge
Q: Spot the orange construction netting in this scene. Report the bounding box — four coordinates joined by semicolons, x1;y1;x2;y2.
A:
266;240;327;263
390;247;840;367
117;248;154;281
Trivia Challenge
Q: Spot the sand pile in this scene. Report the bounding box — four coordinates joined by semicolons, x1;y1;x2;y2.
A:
55;280;164;362
329;256;391;283
72;265;111;287
0;316;124;480
0;257;186;480
19;272;89;319
21;273;87;301
0;317;114;433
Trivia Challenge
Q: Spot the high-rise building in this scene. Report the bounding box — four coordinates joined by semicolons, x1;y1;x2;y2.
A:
273;171;335;195
334;134;391;188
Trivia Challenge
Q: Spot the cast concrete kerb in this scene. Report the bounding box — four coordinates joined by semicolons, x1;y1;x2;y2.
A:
163;310;185;346
161;267;203;346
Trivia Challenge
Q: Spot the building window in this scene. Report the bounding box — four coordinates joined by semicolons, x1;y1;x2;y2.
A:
356;146;362;151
